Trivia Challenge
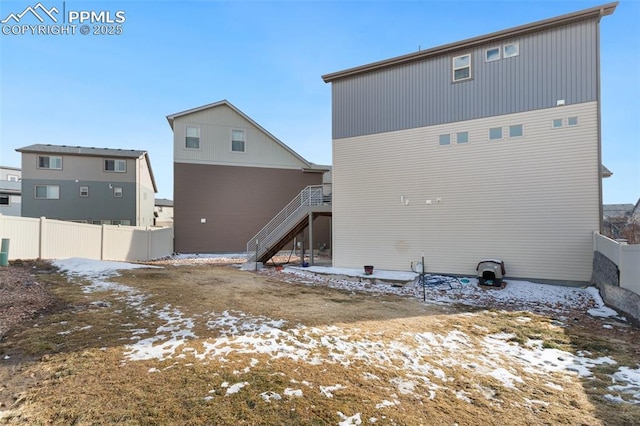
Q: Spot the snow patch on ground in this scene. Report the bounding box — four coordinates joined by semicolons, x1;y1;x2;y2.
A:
51;257;639;408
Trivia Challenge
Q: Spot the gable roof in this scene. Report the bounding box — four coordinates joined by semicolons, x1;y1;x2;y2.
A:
166;100;327;171
322;2;618;83
16;144;158;192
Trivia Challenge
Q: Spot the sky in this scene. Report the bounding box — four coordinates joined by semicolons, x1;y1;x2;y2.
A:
0;0;638;203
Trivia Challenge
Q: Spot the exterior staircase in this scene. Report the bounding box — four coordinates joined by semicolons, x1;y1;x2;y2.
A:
246;185;331;263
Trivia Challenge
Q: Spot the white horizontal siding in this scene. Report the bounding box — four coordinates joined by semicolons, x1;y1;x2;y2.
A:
333;101;599;282
174;104;306;170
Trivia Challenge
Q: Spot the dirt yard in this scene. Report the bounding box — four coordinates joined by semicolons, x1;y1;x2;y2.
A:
1;259;639;425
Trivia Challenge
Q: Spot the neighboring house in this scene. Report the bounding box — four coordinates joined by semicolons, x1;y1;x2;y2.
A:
167;100;330;254
603;199;640;243
154;198;174;227
16;144;157;226
321;3;617;283
0;166;21;216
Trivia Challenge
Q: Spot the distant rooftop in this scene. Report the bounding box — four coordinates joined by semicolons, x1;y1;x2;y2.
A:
155;198;174;207
16;144;147;158
603;204;635;218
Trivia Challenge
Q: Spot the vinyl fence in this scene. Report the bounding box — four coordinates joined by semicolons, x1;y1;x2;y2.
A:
594;232;640;295
0;215;173;262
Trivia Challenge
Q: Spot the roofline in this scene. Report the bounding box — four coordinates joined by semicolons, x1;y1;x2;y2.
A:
144;152;158;193
15;144;158;193
15;144;146;159
321;2;618;83
166;99;313;168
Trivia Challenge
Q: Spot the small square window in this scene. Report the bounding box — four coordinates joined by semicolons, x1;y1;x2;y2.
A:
0;195;9;205
456;131;469;144
509;124;524;137
7;175;19;182
438;134;451;145
485;47;501;62
452;54;471;82
489;127;503;140
114;187;123;198
80;186;89;197
186;126;200;149
552;119;563;128
503;42;519;58
105;159;126;172
232;129;245;152
568;117;578;126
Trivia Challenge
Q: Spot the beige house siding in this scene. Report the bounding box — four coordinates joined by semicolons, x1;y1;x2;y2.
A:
332;101;599;282
136;156;156;227
173;104;307;169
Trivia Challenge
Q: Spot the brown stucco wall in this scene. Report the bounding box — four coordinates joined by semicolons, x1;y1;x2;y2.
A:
174;163;329;253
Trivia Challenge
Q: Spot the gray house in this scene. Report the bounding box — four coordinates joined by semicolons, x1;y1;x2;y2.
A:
16;144;157;226
322;3;617;283
0;166;22;217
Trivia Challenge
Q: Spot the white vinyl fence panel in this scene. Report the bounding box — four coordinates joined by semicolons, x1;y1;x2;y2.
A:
41;219;102;260
0;215;40;259
0;215;173;262
594;233;640;295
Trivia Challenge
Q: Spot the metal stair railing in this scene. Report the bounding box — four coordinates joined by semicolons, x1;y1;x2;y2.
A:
246;185;325;262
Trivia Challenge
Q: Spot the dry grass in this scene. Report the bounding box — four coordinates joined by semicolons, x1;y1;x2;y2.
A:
1;263;639;425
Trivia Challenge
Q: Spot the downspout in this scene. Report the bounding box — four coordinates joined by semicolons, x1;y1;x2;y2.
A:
596;10;604;235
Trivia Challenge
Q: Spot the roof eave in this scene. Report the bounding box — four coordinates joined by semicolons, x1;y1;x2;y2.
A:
322;2;618;83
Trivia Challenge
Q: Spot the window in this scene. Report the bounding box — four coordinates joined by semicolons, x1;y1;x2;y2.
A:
438;134;451;146
105;159;126;172
489;127;503;140
7;174;19;181
92;220;102;225
80;186;89;197
485;47;500;62
503;42;519;58
120;219;131;226
452;54;471;82
456;131;469;144
0;195;9;205
37;155;62;170
113;187;123;198
509;124;524;137
568;116;578;126
35;185;60;199
232;129;246;152
552;119;563;128
186;126;200;149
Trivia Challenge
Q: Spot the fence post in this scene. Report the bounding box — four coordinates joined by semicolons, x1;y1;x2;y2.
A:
39;216;46;259
147;227;152;261
101;224;106;260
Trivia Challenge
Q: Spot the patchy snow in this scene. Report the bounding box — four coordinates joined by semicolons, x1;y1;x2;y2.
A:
337;411;362;425
607;366;640;404
50;257;640;410
225;382;249;395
